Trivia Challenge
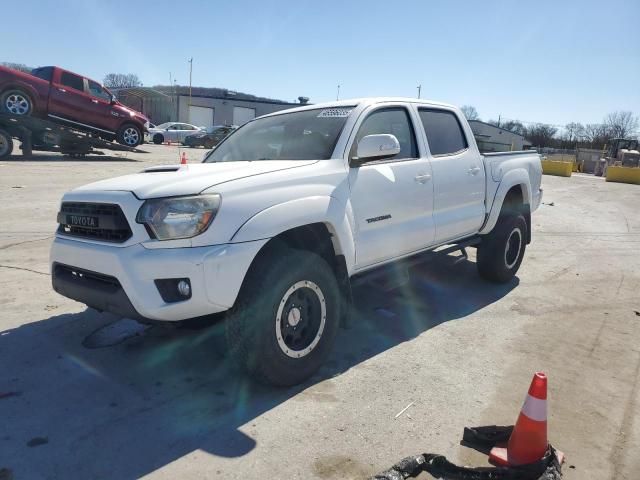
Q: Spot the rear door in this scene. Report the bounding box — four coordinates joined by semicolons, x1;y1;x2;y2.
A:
417;108;486;243
348;105;435;269
48;70;87;124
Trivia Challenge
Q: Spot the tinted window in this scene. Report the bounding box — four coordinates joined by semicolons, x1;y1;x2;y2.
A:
418;109;468;156
87;80;111;101
352;108;417;160
31;67;53;81
60;72;84;92
205;107;353;162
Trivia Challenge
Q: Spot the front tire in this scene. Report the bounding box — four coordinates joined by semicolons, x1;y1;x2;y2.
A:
152;133;164;145
0;129;14;159
1;90;33;116
116;124;142;147
225;247;341;386
477;214;527;283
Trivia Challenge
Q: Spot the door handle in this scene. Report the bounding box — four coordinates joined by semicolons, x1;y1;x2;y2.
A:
57;88;66;93
414;173;431;183
91;99;98;103
468;166;481;175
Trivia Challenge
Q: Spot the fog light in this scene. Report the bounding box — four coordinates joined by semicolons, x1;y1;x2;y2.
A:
177;280;191;297
154;278;192;303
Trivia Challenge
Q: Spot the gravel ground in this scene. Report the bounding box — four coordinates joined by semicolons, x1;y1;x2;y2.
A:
0;145;638;479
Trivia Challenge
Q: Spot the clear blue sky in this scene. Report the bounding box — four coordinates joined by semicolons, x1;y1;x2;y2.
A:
3;0;639;128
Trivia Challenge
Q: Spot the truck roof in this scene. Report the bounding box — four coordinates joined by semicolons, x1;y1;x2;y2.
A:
260;97;458;118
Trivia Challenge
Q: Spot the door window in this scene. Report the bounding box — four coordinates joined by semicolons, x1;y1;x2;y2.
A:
418;109;468;156
31;67;53;81
351;108;417;161
87;81;111;102
60;72;84;92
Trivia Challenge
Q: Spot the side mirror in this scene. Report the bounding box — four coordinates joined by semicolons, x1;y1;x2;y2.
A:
351;134;401;167
110;95;117;104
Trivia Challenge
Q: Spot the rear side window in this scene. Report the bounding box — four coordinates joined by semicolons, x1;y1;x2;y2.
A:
31;67;53;81
60;72;84;92
419;109;468;156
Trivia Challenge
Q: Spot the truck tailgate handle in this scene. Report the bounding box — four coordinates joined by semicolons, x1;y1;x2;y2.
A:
468;166;481;175
414;173;431;183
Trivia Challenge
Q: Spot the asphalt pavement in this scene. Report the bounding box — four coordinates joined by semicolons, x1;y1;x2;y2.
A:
0;145;638;479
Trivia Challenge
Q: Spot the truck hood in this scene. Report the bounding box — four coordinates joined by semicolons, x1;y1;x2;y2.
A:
73;160;317;199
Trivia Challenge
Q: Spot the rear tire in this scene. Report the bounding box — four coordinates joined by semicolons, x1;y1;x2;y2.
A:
225;246;341;386
1;89;33;116
116;124;142;147
0;129;14;159
477;214;527;283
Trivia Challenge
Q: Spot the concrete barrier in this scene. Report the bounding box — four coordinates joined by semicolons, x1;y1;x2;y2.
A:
541;160;573;177
606;166;640;185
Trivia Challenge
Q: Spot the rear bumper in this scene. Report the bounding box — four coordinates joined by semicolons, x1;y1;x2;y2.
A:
50;236;267;321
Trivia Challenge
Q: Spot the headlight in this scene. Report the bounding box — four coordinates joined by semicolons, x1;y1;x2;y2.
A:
136;194;221;240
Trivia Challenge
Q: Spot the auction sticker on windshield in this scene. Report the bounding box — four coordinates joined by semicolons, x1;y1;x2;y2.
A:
317;108;353;118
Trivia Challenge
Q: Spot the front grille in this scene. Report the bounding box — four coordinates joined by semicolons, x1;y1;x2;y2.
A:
57;202;133;243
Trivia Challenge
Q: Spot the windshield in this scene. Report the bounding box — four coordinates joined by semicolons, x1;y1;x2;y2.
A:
155;122;170;129
204;107;353;162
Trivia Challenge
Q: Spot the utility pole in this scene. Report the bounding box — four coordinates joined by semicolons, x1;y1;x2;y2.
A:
336;84;340;101
188;57;193;123
417;84;421;99
498;114;501;128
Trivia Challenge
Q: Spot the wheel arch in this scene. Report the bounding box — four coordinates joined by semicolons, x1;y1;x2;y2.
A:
480;170;532;242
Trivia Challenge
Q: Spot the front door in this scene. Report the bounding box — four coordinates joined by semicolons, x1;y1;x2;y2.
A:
84;80;118;132
348;106;435;269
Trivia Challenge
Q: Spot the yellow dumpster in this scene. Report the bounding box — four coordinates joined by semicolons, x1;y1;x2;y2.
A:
606;166;640;185
541;160;573;177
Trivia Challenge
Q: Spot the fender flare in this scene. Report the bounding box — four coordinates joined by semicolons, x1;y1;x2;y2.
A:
480;168;532;235
230;195;357;274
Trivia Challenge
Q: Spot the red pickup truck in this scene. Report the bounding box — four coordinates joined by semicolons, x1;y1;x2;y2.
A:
0;66;148;146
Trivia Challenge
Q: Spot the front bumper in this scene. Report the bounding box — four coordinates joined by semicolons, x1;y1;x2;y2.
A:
50;236;267;322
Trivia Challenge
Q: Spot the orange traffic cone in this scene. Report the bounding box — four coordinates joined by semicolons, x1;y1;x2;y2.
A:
489;372;563;466
180;152;188;164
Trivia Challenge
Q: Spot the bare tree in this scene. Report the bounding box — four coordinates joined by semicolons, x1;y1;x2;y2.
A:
582;123;611;148
460;105;479;121
525;124;558;147
564;122;584;145
1;62;32;73
103;73;142;89
604;111;638;139
488;118;526;136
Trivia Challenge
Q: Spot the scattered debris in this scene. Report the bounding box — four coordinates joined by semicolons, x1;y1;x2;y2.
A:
542;202;555;206
395;402;415;419
82;318;149;349
26;437;48;447
44;305;58;311
0;392;21;400
0;468;13;480
11;186;24;189
369;426;564;479
634;311;640;317
375;308;397;319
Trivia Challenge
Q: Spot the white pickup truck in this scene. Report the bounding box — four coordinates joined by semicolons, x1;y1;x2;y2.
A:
51;97;542;385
